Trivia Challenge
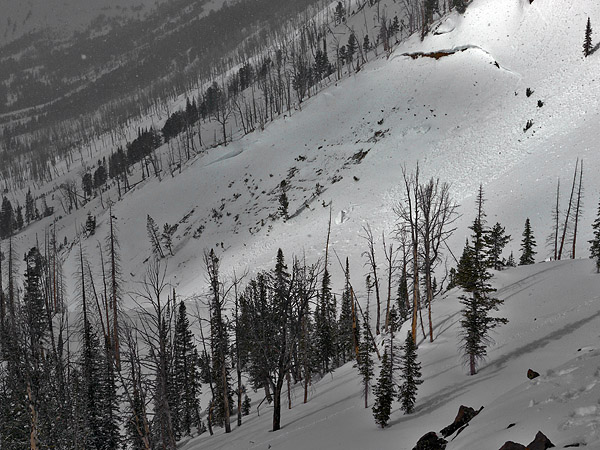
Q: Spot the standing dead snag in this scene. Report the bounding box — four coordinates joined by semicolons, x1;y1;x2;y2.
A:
395;164;421;344
361;224;382;335
417;178;458;342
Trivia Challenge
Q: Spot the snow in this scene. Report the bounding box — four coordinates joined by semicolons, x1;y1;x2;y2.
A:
6;0;600;448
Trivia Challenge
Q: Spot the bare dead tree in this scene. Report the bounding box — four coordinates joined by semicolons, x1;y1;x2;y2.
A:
361;224;382;335
558;159;579;260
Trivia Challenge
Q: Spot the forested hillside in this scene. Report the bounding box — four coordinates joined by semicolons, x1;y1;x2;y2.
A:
2;0;600;448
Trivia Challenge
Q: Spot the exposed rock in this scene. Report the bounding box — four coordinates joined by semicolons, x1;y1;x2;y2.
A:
440;405;483;438
499;442;527;450
527;431;555;450
412;431;447;450
527;368;540;379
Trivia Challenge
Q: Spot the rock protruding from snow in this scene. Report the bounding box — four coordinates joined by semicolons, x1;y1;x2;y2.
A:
498;442;527;450
527;368;540;380
498;431;555;450
440;405;483;438
527;431;555;450
412;432;447;450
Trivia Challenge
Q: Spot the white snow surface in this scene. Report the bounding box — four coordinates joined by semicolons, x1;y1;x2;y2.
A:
7;0;600;447
187;259;600;450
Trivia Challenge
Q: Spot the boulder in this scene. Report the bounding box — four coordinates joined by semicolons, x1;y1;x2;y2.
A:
499;442;527;450
527;431;555;450
527;369;540;380
412;432;447;450
440;405;482;438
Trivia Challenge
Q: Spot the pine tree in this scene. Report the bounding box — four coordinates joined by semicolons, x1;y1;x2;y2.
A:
372;349;394;428
146;214;165;258
584;17;593;57
206;250;232;432
356;286;374;408
398;332;422;414
506;251;516;268
315;269;336;374
338;259;357;364
519;218;537;265
25;189;36;223
460;189;508;375
242;394;251;416
363;34;371;56
485;222;511;270
171;301;201;438
278;180;289;221
86;212;96;236
589;198;600;273
396;269;410;323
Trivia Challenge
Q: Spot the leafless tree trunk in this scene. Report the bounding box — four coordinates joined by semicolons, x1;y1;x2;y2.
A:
361;224;382;334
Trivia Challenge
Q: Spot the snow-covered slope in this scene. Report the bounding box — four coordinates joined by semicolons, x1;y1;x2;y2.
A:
55;0;598;300
185;259;600;450
7;0;600;447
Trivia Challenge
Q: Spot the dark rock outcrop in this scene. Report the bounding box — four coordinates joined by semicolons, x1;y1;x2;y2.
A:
499;442;527;450
527;369;540;379
440;405;483;438
412;432;447;450
527;431;555;450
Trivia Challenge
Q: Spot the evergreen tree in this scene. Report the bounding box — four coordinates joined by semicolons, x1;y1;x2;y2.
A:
455;240;476;291
0;196;14;239
372;349;394;428
25;189;36;223
338;258;357;364
485;222;511;270
315;269;336;374
519;218;537;265
242;394;251;416
146;215;165;258
86;212;97;236
589;198;600;273
278;180;289;221
453;0;466;14
82;172;94;198
396;269;410;323
356;297;374;408
171;301;201;438
346;33;358;68
398;331;422;414
584;17;593;57
459;189;507;375
206;250;232;431
506;251;516;268
363;34;371;55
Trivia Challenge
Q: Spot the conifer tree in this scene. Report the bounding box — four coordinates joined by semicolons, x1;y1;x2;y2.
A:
584;17;593;57
356;280;374;408
206;250;232;432
398;331;422;414
25;189;36;223
519;218;537;265
485;222;511;270
459;188;507;375
589;198;600;273
338;258;357;364
506;251;516;268
146;215;165;258
278;180;289;221
171;301;201;438
396;269;410;323
372;349;394;428
315;269;336;374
